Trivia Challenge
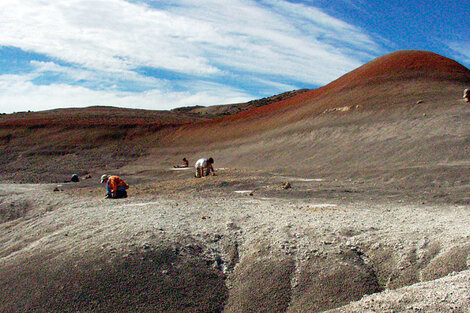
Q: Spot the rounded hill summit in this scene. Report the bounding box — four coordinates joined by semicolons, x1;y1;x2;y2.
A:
330;50;470;89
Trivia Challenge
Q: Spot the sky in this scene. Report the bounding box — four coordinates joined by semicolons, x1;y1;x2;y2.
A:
0;0;468;113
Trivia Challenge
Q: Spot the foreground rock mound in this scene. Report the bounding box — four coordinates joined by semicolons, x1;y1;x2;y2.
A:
1;246;227;312
288;250;381;312
327;270;470;313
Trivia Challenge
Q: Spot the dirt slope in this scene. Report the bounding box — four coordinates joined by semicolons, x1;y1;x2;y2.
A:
0;92;308;183
141;51;470;181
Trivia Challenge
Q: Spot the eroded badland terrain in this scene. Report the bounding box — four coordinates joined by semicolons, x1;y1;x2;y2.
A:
1;51;470;312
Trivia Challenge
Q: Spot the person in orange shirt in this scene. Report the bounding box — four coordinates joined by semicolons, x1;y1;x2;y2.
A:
101;174;129;199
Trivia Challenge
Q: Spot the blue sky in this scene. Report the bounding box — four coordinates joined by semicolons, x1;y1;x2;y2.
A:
0;0;468;113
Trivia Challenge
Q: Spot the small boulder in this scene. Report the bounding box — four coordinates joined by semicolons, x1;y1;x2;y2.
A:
282;182;292;189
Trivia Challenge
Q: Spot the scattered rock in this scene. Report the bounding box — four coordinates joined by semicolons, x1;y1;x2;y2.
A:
226;222;241;230
211;234;223;242
324;106;351;113
282;182;292;189
71;174;79;182
227;242;240;270
213;255;224;271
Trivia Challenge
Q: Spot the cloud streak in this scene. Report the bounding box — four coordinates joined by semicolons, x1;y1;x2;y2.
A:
447;42;470;66
0;0;381;112
0;72;252;112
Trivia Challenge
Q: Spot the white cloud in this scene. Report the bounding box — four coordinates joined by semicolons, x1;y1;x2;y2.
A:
0;0;378;78
29;60;160;87
167;0;379;83
447;42;470;67
0;0;222;74
0;73;252;113
250;77;299;93
0;0;381;112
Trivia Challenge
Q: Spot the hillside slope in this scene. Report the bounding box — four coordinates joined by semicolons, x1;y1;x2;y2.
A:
0;92;305;182
146;50;470;184
0;50;469;186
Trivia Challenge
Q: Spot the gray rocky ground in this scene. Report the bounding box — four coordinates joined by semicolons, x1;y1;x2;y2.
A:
1;168;469;312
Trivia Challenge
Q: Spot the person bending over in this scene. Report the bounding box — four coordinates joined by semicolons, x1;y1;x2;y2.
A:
195;157;216;178
101;174;129;198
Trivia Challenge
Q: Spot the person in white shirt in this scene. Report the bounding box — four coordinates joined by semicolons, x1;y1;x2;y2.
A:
464;88;470;103
195;157;215;178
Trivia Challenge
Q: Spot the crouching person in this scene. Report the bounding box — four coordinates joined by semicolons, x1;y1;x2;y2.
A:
174;157;189;168
101;174;129;199
195;157;216;178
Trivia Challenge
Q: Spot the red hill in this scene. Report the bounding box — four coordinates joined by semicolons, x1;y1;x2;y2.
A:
222;50;470;121
164;50;470;145
153;50;470;178
329;50;470;89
